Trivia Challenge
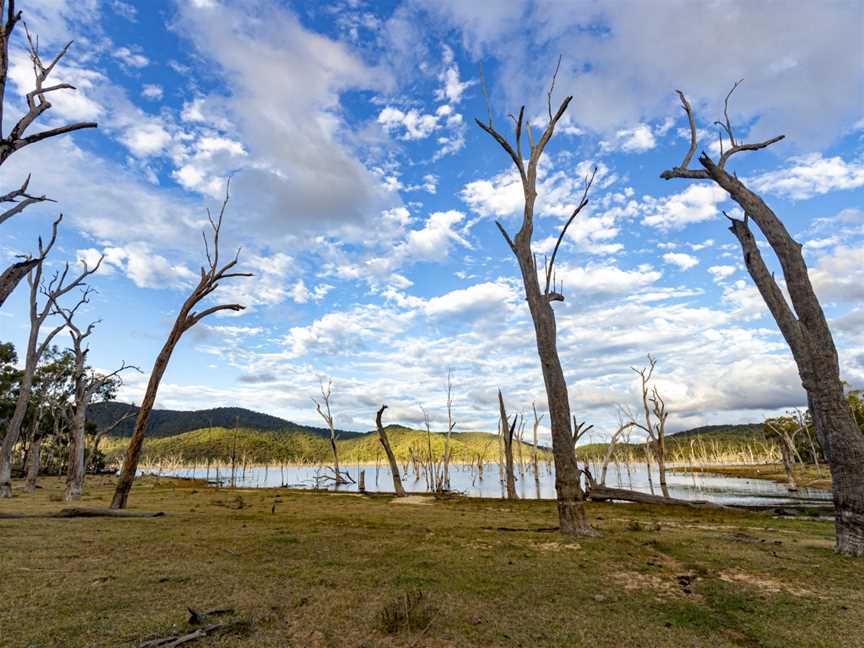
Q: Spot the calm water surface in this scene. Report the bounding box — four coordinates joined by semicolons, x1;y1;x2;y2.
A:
144;461;831;507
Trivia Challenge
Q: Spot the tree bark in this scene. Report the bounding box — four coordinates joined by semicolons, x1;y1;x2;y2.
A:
702;156;864;556
0;258;36;308
24;434;41;492
376;405;406;497
65;404;86;501
111;327;179;509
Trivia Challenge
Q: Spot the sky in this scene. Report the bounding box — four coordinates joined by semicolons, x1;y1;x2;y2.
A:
1;0;863;444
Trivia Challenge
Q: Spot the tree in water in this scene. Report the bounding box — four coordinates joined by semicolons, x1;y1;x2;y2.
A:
473;60;596;535
660;83;864;556
111;184;252;509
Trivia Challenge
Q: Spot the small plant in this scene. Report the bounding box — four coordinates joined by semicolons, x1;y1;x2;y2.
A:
377;590;435;634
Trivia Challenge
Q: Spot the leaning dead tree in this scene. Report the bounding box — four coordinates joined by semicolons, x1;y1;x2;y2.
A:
475;60;596;534
0;218;101;497
313;379;348;485
497;389;518;500
661;83;864;556
54;292;137;501
631;355;670;498
111;186;252;509
375;405;406;497
0;3;97;306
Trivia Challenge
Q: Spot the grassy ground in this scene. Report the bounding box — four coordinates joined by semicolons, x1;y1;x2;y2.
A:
674;464;833;491
0;476;859;648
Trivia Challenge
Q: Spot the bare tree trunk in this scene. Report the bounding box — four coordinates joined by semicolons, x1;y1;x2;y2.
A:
111;186;250;509
376;405;406;497
662;87;864;555
475;65;593;533
65;406;86;501
24;434;42;492
498;390;518;500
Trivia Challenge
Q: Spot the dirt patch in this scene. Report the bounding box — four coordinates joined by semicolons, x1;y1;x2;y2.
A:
613;571;696;600
390;496;436;506
533;541;581;552
718;570;813;597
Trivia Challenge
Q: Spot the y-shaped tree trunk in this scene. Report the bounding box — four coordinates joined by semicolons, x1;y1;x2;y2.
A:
497;390;518;500
375;405;406;497
474;61;595;534
661;86;864;556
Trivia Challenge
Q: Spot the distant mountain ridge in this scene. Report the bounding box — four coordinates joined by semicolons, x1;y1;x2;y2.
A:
87;401;362;440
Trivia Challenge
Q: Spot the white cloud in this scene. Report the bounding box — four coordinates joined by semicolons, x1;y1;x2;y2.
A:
663;252;699;270
378;106;439;140
600;123;656;153
141;84;163;101
810;245;864;303
749;154;864;200
708;265;737;281
422;1;864;148
641;184;729;230
120;121;172;157
113;47;149;68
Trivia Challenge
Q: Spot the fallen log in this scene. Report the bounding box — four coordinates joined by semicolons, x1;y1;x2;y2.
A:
587;486;724;508
0;508;165;519
137;621;238;648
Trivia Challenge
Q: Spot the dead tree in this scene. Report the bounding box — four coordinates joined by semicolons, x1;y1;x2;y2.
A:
631;355;670;498
110;185;252;509
531;402;543;496
313;379;347;485
375;405;406;497
661;84;864;555
475;61;595;533
438;369;456;490
0;4;97;306
599;408;636;487
765;418;803;492
0;218;100;497
54;294;137;500
497;389;518;500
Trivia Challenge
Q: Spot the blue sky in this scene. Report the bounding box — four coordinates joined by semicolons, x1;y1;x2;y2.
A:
1;0;863;442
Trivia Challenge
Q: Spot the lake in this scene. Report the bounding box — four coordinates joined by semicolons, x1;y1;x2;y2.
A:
143;460;832;507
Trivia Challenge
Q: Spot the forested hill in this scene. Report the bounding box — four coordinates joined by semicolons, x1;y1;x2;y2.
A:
87;401;362;440
667;423;766;442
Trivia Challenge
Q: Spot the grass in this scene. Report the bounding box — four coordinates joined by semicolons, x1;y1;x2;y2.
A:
674;463;833;490
0;476;859;647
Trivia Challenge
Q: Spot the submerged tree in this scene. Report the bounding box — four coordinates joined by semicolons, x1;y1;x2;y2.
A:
111;185;252;509
0;3;97;306
660;84;864;556
314;379;347;485
497;389;518;500
474;62;596;534
631;355;670;498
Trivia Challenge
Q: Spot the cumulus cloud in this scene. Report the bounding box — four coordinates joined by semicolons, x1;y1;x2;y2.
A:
663;252;699;270
749;154;864;200
641;184;729;230
600;123;656;153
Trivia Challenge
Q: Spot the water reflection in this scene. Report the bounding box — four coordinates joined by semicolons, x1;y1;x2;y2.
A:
145;461;831;507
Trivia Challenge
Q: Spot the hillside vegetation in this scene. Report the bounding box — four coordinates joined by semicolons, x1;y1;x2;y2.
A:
102;424;551;466
88;401;360;440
